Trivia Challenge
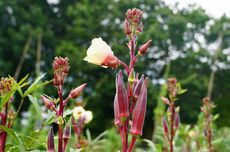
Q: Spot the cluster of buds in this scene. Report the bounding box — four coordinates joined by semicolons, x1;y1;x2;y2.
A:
45;57;87;152
53;57;70;87
0;77;15;151
201;97;215;152
72;106;93;148
114;70;148;152
0;77;15;96
124;8;143;36
161;78;186;152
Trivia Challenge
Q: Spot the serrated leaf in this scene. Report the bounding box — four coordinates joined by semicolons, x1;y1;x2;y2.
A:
28;95;43;121
0;125;25;151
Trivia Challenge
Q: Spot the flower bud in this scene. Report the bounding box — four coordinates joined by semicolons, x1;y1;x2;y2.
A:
167;78;177;97
63;125;71;151
57;116;64;125
133;75;144;100
69;83;87;99
123;19;132;36
116;70;129;119
174;112;180;129
7;108;15;120
161;97;170;105
162;117;169;136
53;57;70;87
130;78;148;136
114;94;121;126
47;127;55;152
128;69;135;85
126;8;143;24
138;40;152;55
41;95;56;111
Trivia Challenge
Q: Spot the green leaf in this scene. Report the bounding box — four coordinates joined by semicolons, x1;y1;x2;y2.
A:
178;88;187;94
143;139;158;152
23;73;52;97
17;74;29;85
44;112;56;125
0;125;25;151
86;129;92;142
28;95;43;121
64;109;73;117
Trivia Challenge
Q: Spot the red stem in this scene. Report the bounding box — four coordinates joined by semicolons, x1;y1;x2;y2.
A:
170;103;175;152
58;86;64;152
127;136;137;152
0;102;8;152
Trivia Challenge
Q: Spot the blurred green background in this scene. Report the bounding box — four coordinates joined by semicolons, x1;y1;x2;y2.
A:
0;0;229;140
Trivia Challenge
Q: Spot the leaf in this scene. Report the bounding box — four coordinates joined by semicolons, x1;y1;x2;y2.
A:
17;74;29;85
28;95;43;121
23;73;52;97
64;109;73;117
178;89;187;94
0;125;25;151
44;112;56;125
92;131;107;145
86;129;92;142
143;139;158;152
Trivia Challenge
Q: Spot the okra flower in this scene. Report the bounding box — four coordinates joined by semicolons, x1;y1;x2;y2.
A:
73;106;86;120
82;111;93;124
84;38;120;68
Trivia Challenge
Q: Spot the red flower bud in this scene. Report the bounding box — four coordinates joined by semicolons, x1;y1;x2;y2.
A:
47;127;55;152
130;78;148;136
41;95;56;111
63;125;71;151
69;83;87;99
162;117;169;136
116;70;129;119
133;75;144;100
161;97;170;105
138;40;152;55
114;94;121;126
174;112;180;129
123;19;132;36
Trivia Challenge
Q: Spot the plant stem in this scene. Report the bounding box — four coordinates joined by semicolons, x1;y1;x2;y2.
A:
0;102;8;152
169;103;175;152
58;87;64;152
127;136;137;152
11;98;24;126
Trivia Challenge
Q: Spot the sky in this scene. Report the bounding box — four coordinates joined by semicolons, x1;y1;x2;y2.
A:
164;0;230;18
